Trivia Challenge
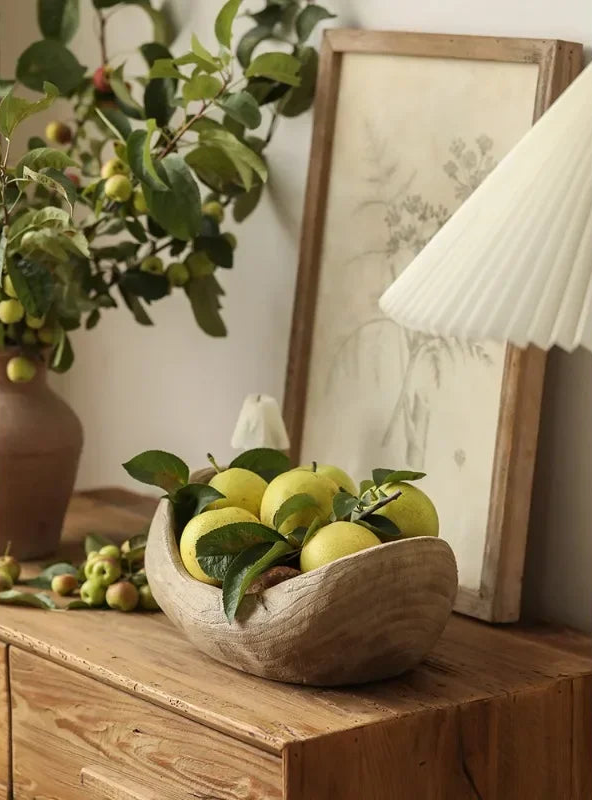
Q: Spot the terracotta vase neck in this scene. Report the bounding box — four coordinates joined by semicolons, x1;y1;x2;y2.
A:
0;349;48;390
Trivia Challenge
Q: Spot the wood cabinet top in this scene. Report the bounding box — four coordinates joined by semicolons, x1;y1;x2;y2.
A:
1;490;590;755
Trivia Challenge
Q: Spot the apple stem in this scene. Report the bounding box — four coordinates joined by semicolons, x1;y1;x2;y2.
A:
311;461;317;473
3;541;10;557
357;490;402;521
207;453;222;473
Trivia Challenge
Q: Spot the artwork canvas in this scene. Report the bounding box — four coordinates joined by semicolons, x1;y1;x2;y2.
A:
284;31;582;622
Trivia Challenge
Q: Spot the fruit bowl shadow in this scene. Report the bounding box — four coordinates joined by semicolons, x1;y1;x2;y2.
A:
145;497;459;687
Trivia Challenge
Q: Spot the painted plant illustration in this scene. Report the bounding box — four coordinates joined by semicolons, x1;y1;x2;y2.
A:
329;130;496;467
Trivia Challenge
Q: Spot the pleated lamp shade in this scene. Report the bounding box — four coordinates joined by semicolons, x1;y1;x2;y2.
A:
379;61;592;353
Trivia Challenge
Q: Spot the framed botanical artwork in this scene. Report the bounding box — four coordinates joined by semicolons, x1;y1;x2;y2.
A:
283;30;583;622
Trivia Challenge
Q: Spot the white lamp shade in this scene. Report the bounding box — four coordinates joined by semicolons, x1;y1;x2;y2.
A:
379;61;592;353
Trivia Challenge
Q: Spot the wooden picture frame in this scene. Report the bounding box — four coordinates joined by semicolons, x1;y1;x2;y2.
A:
283;30;583;622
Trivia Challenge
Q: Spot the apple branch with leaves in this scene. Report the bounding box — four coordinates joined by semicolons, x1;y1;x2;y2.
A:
0;0;334;381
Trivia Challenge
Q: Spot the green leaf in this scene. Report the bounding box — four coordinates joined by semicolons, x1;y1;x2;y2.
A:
0;80;15;99
356;515;402;542
21;561;78;589
16;40;85;95
198;129;267;192
245;52;301;86
185;146;240;194
85;532;114;555
223;540;293;622
273;493;319;531
183;74;223;103
122;449;189;494
237;25;273;68
38;0;80;43
372;469;426;487
126;121;169;191
332;491;359;521
120;269;169;302
118;283;153;325
110;65;144;118
359;479;374;496
125;217;148;243
143;154;201;241
233;180;263;222
171;482;225;532
295;5;335;42
144;79;174;128
229;447;289;481
0;590;57;609
16;147;77;178
65;599;91;609
280;46;318;117
215;0;242;49
301;515;323;547
51;330;74;372
95;106;131;141
188;33;219;71
0;81;59;138
149;59;185;81
126;0;175;46
140;42;173;68
185;274;226;337
195;235;233;269
216;91;261;130
196;521;282;581
22;166;73;212
7;261;53;318
86;308;100;329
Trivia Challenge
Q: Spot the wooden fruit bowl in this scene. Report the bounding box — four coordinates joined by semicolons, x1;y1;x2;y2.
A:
145;496;458;686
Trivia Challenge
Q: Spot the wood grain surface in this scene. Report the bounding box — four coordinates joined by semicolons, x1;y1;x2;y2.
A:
282;29;584;625
10;649;281;800
0;644;9;800
145;498;458;685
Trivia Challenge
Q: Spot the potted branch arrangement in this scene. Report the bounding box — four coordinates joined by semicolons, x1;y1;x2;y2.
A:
0;0;334;559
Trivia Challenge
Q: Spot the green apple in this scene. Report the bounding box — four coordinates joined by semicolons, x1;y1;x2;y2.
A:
133;186;148;214
99;544;121;559
0;554;20;582
140;256;164;275
185;251;214;278
0;570;13;591
51;574;78;596
138;583;160;611
45;121;71;144
208;468;268;517
100;157;127;180
202;200;224;223
374;482;439;538
166;262;190;287
84;556;121;586
297;463;357;496
21;329;37;346
3;275;17;298
260;471;338;535
300;521;381;572
222;232;237;249
80;579;106;607
104;174;132;202
6;356;36;383
180;507;259;585
26;314;45;329
0;299;24;324
37;327;56;345
106;580;139;611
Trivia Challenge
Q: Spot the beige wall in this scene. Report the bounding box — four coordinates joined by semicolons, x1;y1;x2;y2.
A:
1;0;590;631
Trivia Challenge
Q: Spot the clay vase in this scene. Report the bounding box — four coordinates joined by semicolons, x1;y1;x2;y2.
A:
0;350;83;560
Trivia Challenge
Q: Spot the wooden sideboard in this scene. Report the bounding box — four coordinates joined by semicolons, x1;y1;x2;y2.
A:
0;490;591;800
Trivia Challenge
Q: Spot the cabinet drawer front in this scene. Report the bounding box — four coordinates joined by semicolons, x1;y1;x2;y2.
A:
10;649;281;800
0;644;9;800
